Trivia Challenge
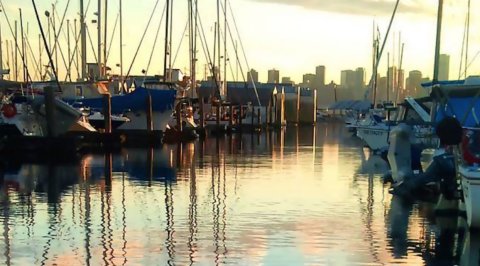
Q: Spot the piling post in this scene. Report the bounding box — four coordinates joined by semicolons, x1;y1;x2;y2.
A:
44;86;57;137
257;107;261;128
229;102;233;127
239;105;243;127
251;106;254;126
216;101;220;127
199;98;204;129
103;94;112;133
176;102;182;132
146;93;153;131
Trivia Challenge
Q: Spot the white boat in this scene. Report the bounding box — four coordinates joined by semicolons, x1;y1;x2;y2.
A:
459;165;480;228
1;93;84;137
352;97;435;152
427;77;480;229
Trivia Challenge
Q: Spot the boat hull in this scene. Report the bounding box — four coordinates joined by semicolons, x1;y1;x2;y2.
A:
460;165;480;228
356;125;390;151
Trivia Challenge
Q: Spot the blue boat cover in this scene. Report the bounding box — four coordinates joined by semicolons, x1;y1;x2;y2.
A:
65;87;176;114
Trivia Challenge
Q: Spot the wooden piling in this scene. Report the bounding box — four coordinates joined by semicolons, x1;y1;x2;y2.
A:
103;94;112;133
44;86;57;137
146;93;153;131
176;102;182;132
199;98;205;129
251;107;255;126
216;101;220;127
257;107;261;127
229;102;233;127
239;105;243;127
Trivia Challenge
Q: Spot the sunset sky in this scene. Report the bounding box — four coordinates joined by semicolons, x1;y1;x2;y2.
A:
1;0;479;84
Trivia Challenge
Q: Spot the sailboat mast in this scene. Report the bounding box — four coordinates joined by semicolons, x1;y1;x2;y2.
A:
217;0;221;95
465;0;470;78
14;20;17;81
119;0;124;92
80;0;87;80
0;20;3;79
103;0;107;77
67;19;71;81
163;0;170;81
432;0;443;83
168;1;173;82
97;0;102;79
19;9;26;82
386;52;390;102
223;0;227;97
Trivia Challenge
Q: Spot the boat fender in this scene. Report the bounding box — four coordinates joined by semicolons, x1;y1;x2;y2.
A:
1;104;17;118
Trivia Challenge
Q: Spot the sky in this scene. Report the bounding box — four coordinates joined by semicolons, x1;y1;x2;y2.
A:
0;0;479;84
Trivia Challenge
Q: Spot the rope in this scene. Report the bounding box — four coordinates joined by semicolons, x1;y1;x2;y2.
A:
123;0;161;88
143;3;166;81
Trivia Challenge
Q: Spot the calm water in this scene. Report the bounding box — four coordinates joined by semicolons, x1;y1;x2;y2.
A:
0;121;476;265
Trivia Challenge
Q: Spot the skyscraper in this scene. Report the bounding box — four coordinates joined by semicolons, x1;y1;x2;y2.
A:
247;69;258;83
438;54;450;81
315;65;325;88
406;70;423;97
302;73;316;87
267;69;280;83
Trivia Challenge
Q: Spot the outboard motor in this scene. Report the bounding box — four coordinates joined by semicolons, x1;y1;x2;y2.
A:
387;123;413;184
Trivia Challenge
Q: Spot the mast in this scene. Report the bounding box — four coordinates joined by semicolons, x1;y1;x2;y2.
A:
14;20;17;81
168;0;173;81
432;0;443;83
217;0;221;96
430;0;444;122
371;20;376;105
465;0;470;78
103;0;107;77
38;34;42;80
67;19;71;81
52;4;58;77
119;0;123;92
223;0;227;97
0;19;3;79
97;0;102;79
80;0;87;80
19;8;26;82
386;52;390;102
74;19;80;79
163;0;170;81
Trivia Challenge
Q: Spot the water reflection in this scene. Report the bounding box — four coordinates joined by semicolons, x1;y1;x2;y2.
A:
0;122;476;265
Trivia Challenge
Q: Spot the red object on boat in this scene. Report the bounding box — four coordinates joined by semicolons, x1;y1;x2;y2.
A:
461;129;480;165
1;103;17;118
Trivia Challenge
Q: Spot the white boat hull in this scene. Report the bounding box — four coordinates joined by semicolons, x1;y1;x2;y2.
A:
460;165;480;228
117;110;172;131
356;126;390;151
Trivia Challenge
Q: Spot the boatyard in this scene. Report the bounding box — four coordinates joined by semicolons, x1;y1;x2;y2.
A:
1;0;480;265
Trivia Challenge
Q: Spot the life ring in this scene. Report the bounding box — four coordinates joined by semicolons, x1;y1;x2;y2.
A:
1;104;17;118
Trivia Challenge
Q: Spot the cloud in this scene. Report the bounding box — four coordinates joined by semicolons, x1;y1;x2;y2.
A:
247;0;436;17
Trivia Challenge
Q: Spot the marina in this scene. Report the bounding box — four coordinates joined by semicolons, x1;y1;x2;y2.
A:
0;0;480;264
0;122;474;265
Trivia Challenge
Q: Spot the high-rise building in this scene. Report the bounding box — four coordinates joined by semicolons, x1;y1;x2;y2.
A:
267;69;280;83
340;70;355;89
247;69;258;83
406;70;423;97
302;73;316;87
315;65;325;88
282;77;293;84
438;54;450;81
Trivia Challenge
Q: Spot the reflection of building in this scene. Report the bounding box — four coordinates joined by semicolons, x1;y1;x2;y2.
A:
439;54;450;81
247;69;258;83
267;69;279;83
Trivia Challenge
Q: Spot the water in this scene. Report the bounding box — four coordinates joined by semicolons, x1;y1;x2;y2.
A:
0;121;475;265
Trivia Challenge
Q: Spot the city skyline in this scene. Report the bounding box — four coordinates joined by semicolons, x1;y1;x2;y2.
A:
1;1;479;84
